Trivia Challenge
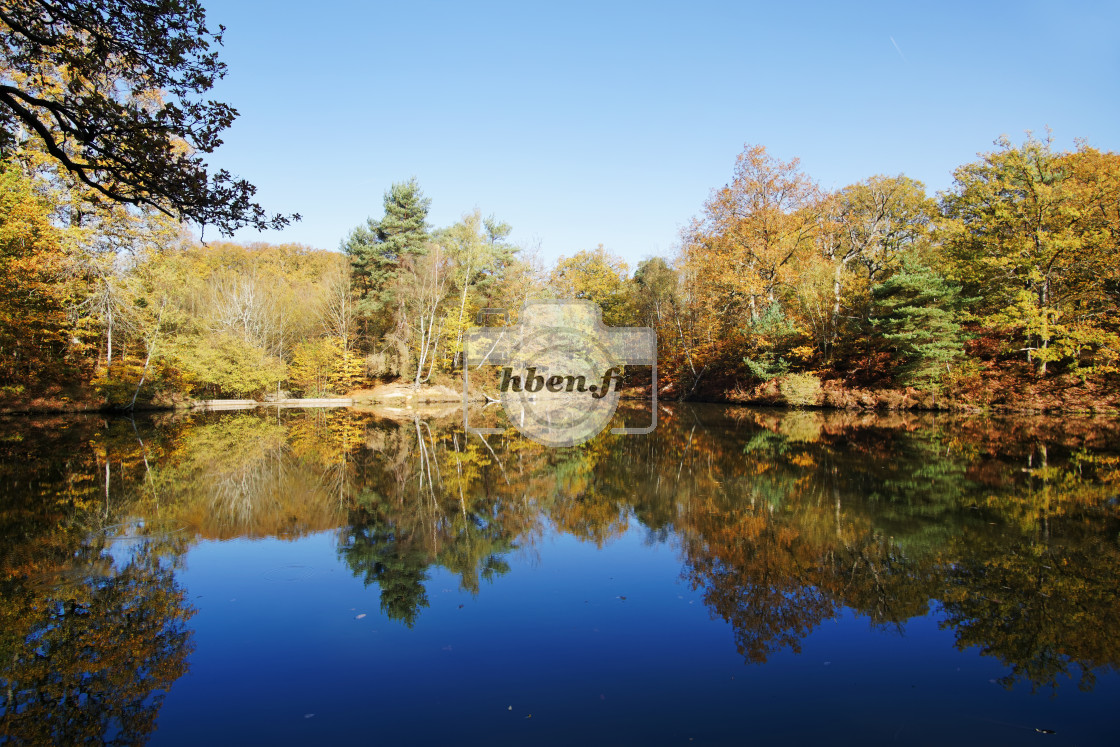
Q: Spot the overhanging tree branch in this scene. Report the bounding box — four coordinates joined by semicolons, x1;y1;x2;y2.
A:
0;0;298;234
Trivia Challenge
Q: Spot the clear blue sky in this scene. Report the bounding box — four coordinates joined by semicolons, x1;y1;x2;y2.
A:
201;0;1120;268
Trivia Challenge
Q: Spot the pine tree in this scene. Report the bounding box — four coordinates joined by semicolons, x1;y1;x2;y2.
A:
342;178;431;337
871;258;967;392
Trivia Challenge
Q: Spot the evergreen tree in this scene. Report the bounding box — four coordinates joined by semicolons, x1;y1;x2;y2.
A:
870;258;967;391
342;178;431;337
338;510;431;628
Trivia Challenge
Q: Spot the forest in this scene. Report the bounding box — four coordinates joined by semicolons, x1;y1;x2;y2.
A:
1;132;1117;412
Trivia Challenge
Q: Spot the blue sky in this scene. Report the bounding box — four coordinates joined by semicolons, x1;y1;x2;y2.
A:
202;0;1120;268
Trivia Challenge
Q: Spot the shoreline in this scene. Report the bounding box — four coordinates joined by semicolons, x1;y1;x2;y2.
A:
2;392;1117;417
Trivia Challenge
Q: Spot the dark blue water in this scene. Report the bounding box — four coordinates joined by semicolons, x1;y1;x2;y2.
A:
2;407;1119;745
157;530;1119;745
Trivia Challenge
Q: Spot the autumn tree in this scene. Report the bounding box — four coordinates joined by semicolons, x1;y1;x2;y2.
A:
108;242;345;402
940;135;1120;375
630;256;678;329
550;245;630;325
691;144;820;322
397;242;451;388
313;260;363;392
70;216;184;385
1057;144;1120;371
490;243;549;324
629;256;701;393
816;175;936;359
0;0;295;234
0;161;76;391
673;145;819;394
437;210;518;358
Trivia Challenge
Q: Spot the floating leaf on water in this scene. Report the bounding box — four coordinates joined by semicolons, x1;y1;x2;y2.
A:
355;613;366;619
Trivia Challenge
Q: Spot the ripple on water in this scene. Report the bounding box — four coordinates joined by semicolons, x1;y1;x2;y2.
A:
97;522;189;542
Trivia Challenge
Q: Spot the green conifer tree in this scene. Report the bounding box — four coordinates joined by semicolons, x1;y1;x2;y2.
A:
871;258;967;392
342;178;431;337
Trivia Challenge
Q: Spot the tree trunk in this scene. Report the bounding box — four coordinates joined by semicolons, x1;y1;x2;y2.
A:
455;256;474;356
128;302;165;409
1034;277;1043;376
105;306;113;375
830;263;843;361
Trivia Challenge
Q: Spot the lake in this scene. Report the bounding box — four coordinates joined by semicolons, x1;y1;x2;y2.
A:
2;405;1119;745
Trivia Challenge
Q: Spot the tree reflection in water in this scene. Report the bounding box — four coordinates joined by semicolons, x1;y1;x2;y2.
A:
0;420;194;744
1;404;1119;738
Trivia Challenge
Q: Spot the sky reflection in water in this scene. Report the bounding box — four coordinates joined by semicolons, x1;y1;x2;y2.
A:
2;406;1119;745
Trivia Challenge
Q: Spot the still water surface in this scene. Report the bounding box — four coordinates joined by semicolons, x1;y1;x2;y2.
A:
2;405;1119;745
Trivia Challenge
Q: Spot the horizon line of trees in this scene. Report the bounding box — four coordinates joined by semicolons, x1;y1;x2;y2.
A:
0;132;1117;406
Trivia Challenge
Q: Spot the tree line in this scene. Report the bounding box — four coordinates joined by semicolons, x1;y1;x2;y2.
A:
335;134;1118;405
663;136;1119;403
0;133;1117;407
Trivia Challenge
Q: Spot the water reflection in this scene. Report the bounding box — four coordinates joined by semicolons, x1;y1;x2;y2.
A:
2;406;1119;739
0;418;194;744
